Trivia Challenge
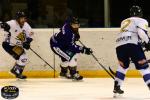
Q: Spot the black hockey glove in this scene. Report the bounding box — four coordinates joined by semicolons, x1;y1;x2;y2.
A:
81;46;93;55
143;41;150;51
23;38;33;50
0;22;10;32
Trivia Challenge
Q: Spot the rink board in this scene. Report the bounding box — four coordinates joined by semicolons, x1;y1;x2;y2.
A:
0;70;142;78
0;28;150;78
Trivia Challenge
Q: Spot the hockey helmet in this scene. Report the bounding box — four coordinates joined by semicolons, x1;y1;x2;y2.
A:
15;11;26;19
70;16;80;24
66;16;80;24
130;5;143;17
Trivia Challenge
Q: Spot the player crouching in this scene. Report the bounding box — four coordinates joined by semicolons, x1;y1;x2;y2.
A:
50;16;92;80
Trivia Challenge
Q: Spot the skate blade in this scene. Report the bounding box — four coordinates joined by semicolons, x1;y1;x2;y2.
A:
59;76;72;79
16;78;26;81
72;79;84;82
113;93;123;98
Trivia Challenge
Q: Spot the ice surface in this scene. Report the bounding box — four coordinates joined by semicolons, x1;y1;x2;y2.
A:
0;78;149;100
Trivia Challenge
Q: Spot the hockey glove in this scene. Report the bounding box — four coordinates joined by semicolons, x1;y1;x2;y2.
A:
23;38;33;50
144;41;150;51
81;46;93;55
0;22;10;32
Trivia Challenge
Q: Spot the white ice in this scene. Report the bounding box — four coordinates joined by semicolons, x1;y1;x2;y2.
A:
0;78;149;100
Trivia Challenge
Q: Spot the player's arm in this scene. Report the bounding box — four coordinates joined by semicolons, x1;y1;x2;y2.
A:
68;37;92;55
62;24;92;54
23;23;33;50
0;22;11;42
0;22;10;32
66;31;92;54
137;21;150;50
62;24;82;53
137;21;149;43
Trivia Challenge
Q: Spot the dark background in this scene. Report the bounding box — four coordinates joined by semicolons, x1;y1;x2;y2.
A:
0;0;149;28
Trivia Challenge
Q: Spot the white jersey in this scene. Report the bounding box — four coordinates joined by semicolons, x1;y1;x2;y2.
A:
3;20;33;46
116;17;149;47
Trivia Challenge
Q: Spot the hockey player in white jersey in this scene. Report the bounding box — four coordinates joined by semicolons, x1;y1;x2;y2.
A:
0;11;33;79
114;5;150;96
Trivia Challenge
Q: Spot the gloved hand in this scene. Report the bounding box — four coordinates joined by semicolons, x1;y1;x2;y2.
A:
81;46;93;55
23;38;33;50
0;22;10;32
23;42;30;50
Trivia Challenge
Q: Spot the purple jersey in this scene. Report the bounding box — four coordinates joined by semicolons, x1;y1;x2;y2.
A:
50;23;82;53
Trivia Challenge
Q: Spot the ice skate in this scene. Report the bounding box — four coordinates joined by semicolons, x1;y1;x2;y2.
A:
10;66;27;79
72;71;83;81
113;81;124;98
59;72;72;79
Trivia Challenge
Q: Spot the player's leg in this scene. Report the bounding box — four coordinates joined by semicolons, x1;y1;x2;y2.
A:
51;46;72;78
114;62;129;94
50;39;72;78
2;42;27;79
68;54;83;80
114;45;130;95
59;59;71;78
11;53;28;79
131;44;150;90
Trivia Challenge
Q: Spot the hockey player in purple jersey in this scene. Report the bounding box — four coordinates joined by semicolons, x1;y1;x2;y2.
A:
50;16;93;80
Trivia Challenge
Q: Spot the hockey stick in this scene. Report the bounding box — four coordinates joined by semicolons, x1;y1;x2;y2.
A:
78;40;115;79
29;47;55;71
109;67;116;76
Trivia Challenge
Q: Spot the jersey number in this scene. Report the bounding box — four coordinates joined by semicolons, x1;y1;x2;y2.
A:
120;19;131;32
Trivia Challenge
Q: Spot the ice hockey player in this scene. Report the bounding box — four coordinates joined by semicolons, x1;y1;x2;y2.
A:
113;5;150;96
0;11;34;79
50;16;93;80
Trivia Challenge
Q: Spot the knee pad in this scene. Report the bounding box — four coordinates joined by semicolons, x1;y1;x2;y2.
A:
60;61;69;67
16;53;28;66
68;54;78;67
